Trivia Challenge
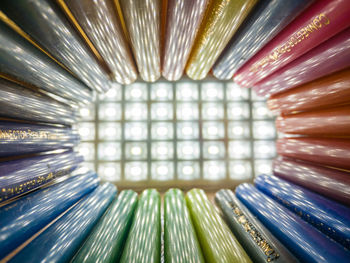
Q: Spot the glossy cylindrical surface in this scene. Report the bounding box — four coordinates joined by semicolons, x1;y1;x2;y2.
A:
186;189;251;263
119;0;161;82
120;189;161;263
276;105;350;136
186;0;257;80
164;188;204;263
277;137;350;170
215;189;298;263
255;174;350;249
252;27;350;97
0;151;83;203
273;156;350;206
72;190;138;263
213;0;311;80
64;0;137;84
236;183;350;263
0;171;99;260
0;78;77;125
162;0;209;81
1;0;111;93
267;68;350;114
234;0;350;87
9;183;116;263
0;20;92;104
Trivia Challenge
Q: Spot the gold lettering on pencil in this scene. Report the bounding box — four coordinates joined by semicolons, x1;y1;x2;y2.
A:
0;128;64;141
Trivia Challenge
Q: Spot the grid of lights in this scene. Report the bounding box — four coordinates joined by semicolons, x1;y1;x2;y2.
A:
77;80;276;183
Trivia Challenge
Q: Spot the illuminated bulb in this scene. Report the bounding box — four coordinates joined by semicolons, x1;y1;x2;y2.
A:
157;146;168;156
257;106;268;116
131;127;142;137
232;107;243;116
232;126;243;136
131;107;142;117
80;108;90;117
183;107;193;116
207;126;218;136
106;107;117;117
156;107;167;117
79;147;90;156
182;145;194;155
79;127;90;137
259;145;270;154
130;166;142;176
207;107;218;117
208;165;219;175
105;87;117;98
157;166;168;176
106;127;117;136
233;164;245;174
181;88;193;98
258;164;271;174
157;126;168;136
130;88;142;99
183;165;194;175
182;126;193;136
105;146;117;156
156;88;167;98
208;145;219;155
131;146;142;156
206;88;218;98
105;167;116;176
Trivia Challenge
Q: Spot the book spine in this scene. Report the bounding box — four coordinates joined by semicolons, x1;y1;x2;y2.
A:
236;183;350;263
0;20;92;105
9;183;116;263
252;27;350;96
0;78;77;125
120;189;161;263
267;68;350;115
215;189;299;263
213;0;312;80
0;121;79;157
273;156;350;206
0;151;83;203
164;189;205;263
255;174;350;249
234;0;350;87
186;188;251;263
72;190;138;263
276;137;350;170
0;171;99;260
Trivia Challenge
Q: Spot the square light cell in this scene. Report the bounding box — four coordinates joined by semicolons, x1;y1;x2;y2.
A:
151;103;173;120
177;122;199;139
81;162;95;172
77;142;95;161
176;83;198;101
229;161;252;180
253;102;273;119
253;121;276;139
151;122;173;140
98;162;121;181
229;141;251;159
177;103;199;120
99;83;122;101
203;161;226;180
202;122;225;139
151;162;174;180
125;83;147;101
99;122;121;141
254;159;273;176
125;142;147;160
79;106;95;121
152;142;174;160
99;103;122;121
178;162;200;180
98;142;121;161
177;141;200;160
226;82;249;100
125;122;148;140
201;82;224;101
251;89;266;101
254;141;276;158
125;103;147;120
78;122;95;141
203;141;225;159
202;103;224;120
125;162;148;181
228;122;250;139
227;102;250;120
151;82;173;100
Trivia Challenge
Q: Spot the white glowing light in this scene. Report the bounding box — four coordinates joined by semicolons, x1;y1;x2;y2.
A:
130;166;142;176
182;145;194;155
157;146;168;155
182;126;193;136
131;146;142;156
157;165;168;175
183;165;194;175
157;126;168;136
208;145;219;155
207;126;218;136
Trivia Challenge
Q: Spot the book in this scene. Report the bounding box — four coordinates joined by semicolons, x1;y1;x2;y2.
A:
267;68;350;115
1;0;111;93
120;189;161;263
0;121;79;157
0;151;83;203
234;0;350;87
255;174;350;249
0;170;99;260
215;189;299;263
236;183;350;263
9;183;116;263
213;0;312;80
0;20;92;105
186;188;251;263
277;137;350;170
0;78;77;125
273;156;350;206
72;190;138;263
252;27;350;96
164;189;205;263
